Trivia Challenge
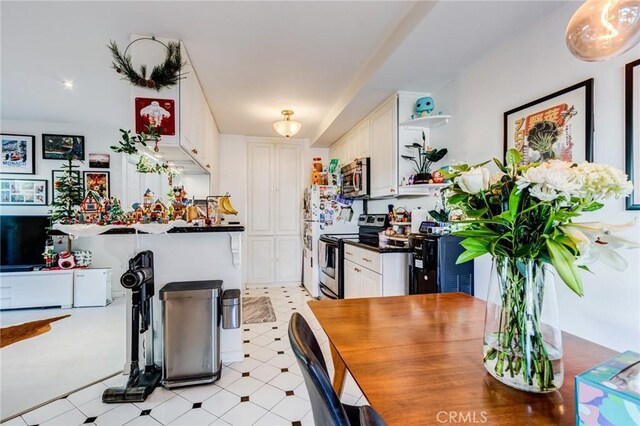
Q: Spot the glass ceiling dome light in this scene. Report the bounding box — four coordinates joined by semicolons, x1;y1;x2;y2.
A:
566;0;640;62
273;110;302;138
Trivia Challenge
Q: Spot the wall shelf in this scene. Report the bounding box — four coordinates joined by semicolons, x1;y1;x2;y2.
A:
399;115;451;129
398;183;449;196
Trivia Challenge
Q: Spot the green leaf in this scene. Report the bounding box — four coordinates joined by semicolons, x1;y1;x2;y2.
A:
447;193;467;205
506;148;523;166
456;249;487;264
493;158;509;173
466;207;488;218
452;229;499;238
460;237;490;252
582;202;604;212
546;239;584;296
508;189;522;218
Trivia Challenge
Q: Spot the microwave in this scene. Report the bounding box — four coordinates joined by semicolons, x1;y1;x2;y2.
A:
341;158;369;198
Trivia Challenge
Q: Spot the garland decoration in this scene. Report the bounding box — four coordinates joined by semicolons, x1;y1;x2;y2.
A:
108;38;185;91
111;126;161;155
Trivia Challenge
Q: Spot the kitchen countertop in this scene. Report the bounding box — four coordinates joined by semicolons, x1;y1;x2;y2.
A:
48;225;245;236
344;239;412;253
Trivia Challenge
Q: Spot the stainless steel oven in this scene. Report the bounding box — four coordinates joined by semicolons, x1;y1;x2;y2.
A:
341;158;369;199
318;237;339;299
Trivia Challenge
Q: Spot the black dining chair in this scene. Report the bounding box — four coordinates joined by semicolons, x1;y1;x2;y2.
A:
288;312;387;426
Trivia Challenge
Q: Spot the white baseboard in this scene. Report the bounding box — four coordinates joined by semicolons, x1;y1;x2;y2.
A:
244;282;302;289
221;350;244;364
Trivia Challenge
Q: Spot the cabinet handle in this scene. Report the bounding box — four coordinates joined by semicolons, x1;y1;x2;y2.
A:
206;164;211;168
390;188;396;193
362;257;372;262
191;148;199;154
346;251;353;256
355;268;361;272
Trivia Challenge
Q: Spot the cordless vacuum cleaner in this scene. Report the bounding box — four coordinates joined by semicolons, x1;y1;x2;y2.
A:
103;250;162;403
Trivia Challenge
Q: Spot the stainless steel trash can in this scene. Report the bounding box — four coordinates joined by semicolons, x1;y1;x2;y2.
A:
160;280;222;388
222;289;241;329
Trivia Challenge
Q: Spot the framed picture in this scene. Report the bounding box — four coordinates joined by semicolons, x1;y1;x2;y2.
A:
1;134;35;174
0;178;47;206
83;171;110;198
89;153;110;169
51;169;81;204
135;97;175;136
625;59;640;210
42;134;85;160
504;79;594;164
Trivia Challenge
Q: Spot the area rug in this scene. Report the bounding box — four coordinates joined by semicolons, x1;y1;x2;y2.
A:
0;315;70;349
242;297;276;324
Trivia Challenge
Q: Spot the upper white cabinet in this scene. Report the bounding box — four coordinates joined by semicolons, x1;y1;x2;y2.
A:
356;119;371;159
370;97;398;198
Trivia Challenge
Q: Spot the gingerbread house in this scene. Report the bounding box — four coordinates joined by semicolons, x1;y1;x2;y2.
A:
79;191;104;224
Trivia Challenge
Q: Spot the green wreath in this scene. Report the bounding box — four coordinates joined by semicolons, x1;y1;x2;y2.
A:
108;38;185;91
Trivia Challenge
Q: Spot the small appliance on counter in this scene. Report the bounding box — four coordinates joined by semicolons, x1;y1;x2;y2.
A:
408;221;473;295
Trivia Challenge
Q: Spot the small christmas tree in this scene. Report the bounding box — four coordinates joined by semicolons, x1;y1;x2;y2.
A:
50;154;84;224
108;197;127;224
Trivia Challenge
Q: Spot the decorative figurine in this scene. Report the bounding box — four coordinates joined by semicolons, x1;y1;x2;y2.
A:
79;191;104;224
415;96;435;117
431;170;445;184
58;251;76;269
42;239;57;268
150;199;167;223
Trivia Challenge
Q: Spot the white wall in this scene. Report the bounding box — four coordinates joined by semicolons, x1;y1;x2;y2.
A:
431;3;640;352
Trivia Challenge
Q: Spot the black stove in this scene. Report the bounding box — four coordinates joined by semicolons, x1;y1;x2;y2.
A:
357;214;389;246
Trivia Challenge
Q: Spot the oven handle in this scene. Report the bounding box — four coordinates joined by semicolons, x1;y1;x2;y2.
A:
319;284;338;300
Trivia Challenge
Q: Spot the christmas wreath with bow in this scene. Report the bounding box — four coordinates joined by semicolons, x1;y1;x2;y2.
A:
108;37;185;91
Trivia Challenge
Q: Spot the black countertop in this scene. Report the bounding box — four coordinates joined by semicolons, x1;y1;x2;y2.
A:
344;239;412;253
48;225;245;236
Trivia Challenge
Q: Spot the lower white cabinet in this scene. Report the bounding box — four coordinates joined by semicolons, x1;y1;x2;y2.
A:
74;268;112;307
0;270;73;309
343;244;407;299
247;236;301;285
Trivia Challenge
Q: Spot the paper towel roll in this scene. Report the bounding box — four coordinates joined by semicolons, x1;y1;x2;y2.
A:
411;209;429;234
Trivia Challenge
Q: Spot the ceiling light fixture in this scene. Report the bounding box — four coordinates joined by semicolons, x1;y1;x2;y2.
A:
566;0;640;61
273;110;302;138
62;80;74;89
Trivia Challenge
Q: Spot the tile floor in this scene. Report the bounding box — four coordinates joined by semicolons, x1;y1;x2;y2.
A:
7;286;368;426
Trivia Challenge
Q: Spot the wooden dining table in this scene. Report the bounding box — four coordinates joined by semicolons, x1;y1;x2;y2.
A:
307;293;617;426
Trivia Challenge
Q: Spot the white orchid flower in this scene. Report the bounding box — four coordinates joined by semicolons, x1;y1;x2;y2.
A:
456;167;490;194
560;220;639;271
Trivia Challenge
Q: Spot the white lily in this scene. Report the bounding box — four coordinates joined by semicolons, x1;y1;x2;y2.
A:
456;167;490;194
560;220;639;271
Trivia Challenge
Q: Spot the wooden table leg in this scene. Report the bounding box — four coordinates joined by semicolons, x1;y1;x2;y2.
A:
329;341;346;396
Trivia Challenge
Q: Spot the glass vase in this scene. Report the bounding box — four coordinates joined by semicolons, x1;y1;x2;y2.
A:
483;256;564;393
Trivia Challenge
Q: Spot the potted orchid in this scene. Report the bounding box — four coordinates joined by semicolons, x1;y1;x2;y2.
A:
445;149;637;393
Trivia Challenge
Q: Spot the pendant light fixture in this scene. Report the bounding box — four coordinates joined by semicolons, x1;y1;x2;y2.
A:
273;110;302;138
566;0;640;62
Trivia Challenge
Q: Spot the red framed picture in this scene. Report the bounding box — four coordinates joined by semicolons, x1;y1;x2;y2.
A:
135;97;175;136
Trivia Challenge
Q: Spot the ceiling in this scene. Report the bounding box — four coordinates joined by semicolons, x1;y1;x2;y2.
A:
1;1;566;145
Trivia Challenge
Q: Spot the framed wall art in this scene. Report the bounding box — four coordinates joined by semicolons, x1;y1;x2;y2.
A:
83;171;110;198
504;79;594;165
135;97;175;135
1;134;35;174
0;178;47;206
51;169;81;204
88;153;110;169
625;59;640;210
42;134;85;160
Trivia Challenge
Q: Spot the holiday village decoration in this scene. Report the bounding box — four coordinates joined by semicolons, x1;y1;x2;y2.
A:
79;191;104;224
171;186;188;220
401;131;448;184
108;37;185;91
444;149;637;393
49;154;84;224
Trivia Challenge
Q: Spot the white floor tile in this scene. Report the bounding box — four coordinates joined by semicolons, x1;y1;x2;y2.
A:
270;395;311;422
22;399;76;425
220;402;266;425
133;388;178;411
252;411;291;426
95;404;141;426
341;392;360;406
343;373;363;397
227;357;264;374
247;334;275;347
76;397;118;418
201;389;240;418
225;377;264;397
250;348;278;363
102;374;128;388
242;342;263;355
301;410;316;426
67;382;109;408
125;415;163;426
269;372;303;391
265;339;290;352
265;354;296;369
167;408;218;426
249;363;281;383
147;395;192;425
209;417;231;425
40;408;87;426
294;383;310;401
175;384;222;403
249;384;286;411
215;368;242;388
2;416;28;426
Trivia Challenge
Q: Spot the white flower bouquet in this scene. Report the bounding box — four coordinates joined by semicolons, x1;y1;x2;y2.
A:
445;149;637;392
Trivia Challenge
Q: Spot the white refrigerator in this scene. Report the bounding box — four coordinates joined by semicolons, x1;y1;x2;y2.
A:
302;185;360;298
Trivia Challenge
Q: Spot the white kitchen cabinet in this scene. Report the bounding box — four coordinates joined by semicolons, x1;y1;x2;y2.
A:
343;243;407;299
370;97;398;198
356;119;371;159
346;131;358;163
0;271;73;309
74;269;112;307
247;141;302;286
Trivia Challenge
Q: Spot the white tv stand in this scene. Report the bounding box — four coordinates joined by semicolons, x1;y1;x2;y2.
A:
0;270;74;309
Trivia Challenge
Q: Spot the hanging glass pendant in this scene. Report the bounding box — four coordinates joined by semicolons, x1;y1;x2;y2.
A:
273;110;302;138
566;0;640;62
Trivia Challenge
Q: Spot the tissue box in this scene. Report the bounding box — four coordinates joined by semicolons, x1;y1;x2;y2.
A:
576;350;640;425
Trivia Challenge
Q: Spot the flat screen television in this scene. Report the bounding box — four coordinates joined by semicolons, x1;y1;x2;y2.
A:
1;215;51;272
